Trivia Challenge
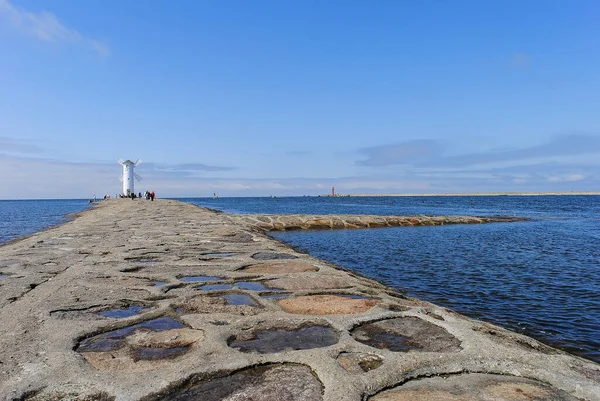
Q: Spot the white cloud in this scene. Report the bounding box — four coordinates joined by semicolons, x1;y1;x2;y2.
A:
547;174;585;182
0;0;109;56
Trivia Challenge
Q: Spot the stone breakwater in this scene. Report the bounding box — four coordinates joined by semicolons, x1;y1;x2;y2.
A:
0;200;597;401
227;213;528;231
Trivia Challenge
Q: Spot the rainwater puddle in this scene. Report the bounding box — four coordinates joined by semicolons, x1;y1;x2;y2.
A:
76;317;185;353
221;294;257;306
180;275;223;283
146;364;323;401
235;281;272;291
98;305;149;318
228;325;338;353
0;274;7;279
152;281;168;286
200;284;233;291
350;317;461;352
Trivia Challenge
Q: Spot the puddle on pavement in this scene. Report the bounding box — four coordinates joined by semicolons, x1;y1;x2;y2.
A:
234;281;274;291
350;317;461;352
251;252;298;260
0;274;7;279
145;363;323;400
98;305;149;318
152;281;168;286
76;317;185;353
180;275;223;283
200;284;233;291
228;324;338;353
220;294;257;306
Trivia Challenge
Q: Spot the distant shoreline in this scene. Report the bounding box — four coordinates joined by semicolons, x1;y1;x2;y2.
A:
335;191;600;197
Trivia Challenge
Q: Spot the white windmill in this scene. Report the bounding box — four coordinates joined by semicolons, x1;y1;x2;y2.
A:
118;159;142;196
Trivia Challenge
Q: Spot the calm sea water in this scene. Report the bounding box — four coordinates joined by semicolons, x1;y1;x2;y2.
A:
1;196;598;363
182;196;600;363
0;199;91;244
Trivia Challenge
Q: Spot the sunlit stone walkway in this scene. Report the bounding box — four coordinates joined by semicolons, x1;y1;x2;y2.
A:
0;200;598;400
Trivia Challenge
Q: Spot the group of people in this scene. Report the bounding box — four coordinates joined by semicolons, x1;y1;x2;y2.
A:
120;190;155;200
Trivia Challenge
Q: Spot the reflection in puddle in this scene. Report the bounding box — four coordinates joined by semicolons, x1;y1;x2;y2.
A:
221;294;257;306
350;317;461;352
98;305;149;318
235;281;269;291
152;281;168;286
200;284;233;291
229;325;338;353
146;364;323;401
0;275;7;279
180;275;223;282
77;317;185;352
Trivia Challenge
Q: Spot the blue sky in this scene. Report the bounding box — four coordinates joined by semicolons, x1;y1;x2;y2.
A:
1;0;599;199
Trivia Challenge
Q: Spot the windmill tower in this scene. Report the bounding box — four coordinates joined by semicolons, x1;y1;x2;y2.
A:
118;159;142;196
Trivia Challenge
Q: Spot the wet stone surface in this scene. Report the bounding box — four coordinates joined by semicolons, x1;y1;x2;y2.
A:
145;363;323;401
228;324;338;353
337;352;384;374
77;317;185;353
98;305;150;319
351;317;462;352
199;284;233;291
368;373;581;401
251;252;298;260
234;281;276;291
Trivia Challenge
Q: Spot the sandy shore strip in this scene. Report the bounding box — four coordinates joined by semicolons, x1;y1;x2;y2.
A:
0;199;598;400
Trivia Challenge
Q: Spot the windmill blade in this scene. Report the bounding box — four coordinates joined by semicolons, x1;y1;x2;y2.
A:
117;159;124;165
134;159;142;167
134;173;143;182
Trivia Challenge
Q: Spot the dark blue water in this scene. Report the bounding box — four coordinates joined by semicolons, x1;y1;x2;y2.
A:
181;196;600;363
0;199;92;244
